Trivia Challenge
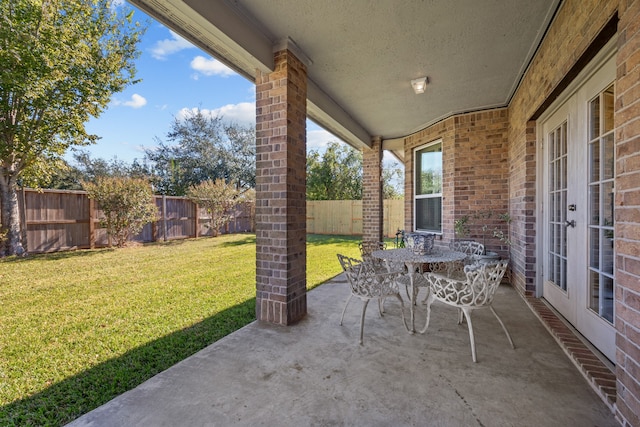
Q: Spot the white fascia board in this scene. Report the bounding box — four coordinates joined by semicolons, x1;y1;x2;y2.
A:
131;0;274;78
307;79;372;151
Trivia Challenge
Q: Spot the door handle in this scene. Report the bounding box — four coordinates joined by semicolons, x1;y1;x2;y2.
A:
565;220;576;228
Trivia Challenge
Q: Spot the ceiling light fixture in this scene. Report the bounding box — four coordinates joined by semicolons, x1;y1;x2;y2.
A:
411;77;428;94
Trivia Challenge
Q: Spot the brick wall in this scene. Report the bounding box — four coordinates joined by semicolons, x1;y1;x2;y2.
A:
504;0;639;424
401;1;640;422
403;118;454;235
507;0;618;297
403;109;509;253
614;0;640;423
255;49;307;325
452;110;510;256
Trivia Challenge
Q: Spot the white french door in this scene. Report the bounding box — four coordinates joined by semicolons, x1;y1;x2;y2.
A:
540;53;616;362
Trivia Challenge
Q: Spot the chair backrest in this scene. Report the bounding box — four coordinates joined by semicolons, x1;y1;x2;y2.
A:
339;255;399;298
358;241;386;257
428;259;508;307
450;240;485;256
463;259;509;306
337;253;361;273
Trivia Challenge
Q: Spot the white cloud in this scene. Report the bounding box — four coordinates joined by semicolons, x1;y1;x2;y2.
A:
190;56;236;77
176;103;255;127
307;129;337;152
150;30;194;60
121;94;147;108
111;93;147;109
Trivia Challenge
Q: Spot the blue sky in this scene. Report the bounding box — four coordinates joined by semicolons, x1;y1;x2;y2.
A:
76;4;354;165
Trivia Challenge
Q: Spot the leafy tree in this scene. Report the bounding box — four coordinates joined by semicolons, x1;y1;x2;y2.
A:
84;177;157;247
306;141;404;200
145;109;255;196
306;142;363;200
383;162;404;199
0;0;145;255
186;179;239;237
46;151;154;190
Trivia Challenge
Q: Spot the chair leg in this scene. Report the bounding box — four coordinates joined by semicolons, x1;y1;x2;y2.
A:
359;299;370;345
339;295;353;326
394;294;409;331
461;308;477;363
490;306;515;349
418;292;435;334
405;285;412;303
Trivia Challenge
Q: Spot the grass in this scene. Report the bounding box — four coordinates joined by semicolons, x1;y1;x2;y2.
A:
0;233;362;426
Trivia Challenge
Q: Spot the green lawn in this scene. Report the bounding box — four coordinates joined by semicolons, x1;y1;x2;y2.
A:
0;233;361;426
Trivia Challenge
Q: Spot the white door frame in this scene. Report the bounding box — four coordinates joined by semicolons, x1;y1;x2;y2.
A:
535;37;617;298
535;37;617;361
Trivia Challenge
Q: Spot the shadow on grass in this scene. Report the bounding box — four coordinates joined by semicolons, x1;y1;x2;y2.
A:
218;234;256;247
1;247;118;263
0;299;256;426
306;234;360;246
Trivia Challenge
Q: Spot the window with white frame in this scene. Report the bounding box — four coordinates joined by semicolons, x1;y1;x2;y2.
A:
414;140;442;233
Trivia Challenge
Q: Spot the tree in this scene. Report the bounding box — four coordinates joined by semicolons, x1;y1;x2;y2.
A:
0;0;144;256
46;150;153;190
383;162;404;199
306;141;404;201
306;142;362;200
145;109;256;196
83;177;157;247
186;179;239;237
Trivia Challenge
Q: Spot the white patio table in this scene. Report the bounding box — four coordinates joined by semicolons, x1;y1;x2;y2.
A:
372;248;467;333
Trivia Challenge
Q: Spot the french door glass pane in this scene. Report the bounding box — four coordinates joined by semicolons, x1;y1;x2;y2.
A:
590;97;600;139
548;123;567;291
604;133;615;179
588;83;615;325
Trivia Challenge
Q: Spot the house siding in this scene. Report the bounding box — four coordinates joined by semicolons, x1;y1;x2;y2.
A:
403;0;640;424
403;110;510;254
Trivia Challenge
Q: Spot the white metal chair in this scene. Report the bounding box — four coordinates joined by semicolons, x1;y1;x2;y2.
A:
422;259;514;362
358;241;394;273
448;240;485;268
337;254;407;344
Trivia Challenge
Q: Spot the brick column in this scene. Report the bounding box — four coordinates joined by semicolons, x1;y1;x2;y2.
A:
255;49;307;325
362;136;383;242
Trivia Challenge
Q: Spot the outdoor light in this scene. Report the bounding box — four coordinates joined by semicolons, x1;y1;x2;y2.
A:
411;77;428;94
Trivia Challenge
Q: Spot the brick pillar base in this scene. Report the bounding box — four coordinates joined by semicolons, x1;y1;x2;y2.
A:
255;49;307;325
362;136;384;242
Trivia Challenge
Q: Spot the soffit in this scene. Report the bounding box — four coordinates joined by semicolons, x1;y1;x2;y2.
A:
130;0;561;155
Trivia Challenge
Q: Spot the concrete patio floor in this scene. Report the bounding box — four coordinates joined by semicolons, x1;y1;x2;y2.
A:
68;273;618;426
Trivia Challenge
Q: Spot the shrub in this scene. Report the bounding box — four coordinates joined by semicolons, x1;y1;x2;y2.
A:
84;177;157;247
186;179;239;237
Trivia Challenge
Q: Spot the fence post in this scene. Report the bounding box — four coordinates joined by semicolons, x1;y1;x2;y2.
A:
88;197;95;249
162;195;168;242
194;201;199;238
19;187;28;252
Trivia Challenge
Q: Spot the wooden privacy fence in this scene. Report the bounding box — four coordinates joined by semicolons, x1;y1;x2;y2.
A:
3;189;403;253
11;188;255;253
307;199;404;238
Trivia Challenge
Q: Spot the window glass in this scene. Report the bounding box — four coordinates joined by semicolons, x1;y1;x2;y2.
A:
416;144;442;195
414;141;442;233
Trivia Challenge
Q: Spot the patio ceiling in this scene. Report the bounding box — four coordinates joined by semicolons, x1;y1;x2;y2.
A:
130;0;561;159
